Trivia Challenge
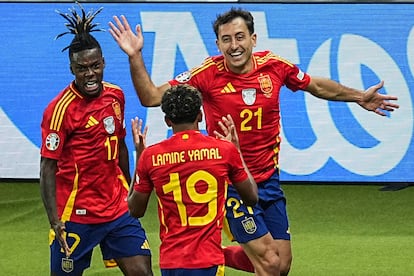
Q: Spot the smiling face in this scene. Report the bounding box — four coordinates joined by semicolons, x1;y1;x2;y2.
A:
70;48;105;98
216;17;257;75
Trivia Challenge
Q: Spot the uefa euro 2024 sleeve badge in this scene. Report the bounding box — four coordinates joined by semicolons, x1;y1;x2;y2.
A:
45;133;60;151
175;71;192;83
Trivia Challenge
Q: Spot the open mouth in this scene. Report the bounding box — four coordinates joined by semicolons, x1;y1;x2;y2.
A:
83;81;101;94
230;51;243;58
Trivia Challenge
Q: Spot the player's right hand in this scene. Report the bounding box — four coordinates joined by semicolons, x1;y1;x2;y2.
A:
131;117;148;154
109;15;144;57
51;221;71;257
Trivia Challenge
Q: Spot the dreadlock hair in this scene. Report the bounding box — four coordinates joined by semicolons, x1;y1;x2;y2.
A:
55;2;105;60
161;85;202;125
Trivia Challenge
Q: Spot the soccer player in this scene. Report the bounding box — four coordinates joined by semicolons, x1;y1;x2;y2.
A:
127;84;259;276
39;4;152;276
109;7;399;276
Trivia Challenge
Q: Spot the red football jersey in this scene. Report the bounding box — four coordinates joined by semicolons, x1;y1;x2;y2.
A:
40;81;129;224
170;51;311;183
134;130;248;269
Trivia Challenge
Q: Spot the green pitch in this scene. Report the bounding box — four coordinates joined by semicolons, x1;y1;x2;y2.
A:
0;182;413;275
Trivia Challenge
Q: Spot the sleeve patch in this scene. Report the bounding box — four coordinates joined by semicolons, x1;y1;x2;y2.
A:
174;71;192;83
296;70;305;80
45;133;60;151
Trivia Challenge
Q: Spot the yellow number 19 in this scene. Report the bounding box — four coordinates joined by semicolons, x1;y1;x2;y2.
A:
162;170;218;226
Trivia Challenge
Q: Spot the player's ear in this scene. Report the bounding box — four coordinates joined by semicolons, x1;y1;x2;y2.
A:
251;33;257;47
164;116;172;127
197;111;202;123
102;56;106;68
69;64;75;75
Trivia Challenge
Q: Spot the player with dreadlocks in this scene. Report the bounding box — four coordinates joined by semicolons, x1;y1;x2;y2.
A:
40;3;153;275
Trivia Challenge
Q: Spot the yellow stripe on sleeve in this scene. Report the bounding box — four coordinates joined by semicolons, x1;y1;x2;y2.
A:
50;91;76;131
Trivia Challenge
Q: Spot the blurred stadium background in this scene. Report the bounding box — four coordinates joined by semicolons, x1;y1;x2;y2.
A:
0;0;413;275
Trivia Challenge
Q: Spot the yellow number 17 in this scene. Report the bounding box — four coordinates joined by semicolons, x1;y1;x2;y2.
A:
104;136;118;160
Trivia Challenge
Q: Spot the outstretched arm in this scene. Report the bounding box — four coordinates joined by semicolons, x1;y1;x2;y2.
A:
109;15;170;106
305;77;399;116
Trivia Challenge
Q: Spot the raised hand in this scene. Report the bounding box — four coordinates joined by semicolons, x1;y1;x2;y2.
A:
214;114;241;150
109;15;144;57
131;117;148;155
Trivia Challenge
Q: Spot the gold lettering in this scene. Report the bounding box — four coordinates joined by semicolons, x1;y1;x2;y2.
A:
211;148;222;159
187;148;222;161
187;149;195;161
151;151;185;166
151;148;223;166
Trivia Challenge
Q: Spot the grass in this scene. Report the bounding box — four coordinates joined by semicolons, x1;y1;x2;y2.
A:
0;181;413;275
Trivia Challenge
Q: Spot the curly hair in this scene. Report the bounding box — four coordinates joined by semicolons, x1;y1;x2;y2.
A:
55;2;105;59
161;85;202;124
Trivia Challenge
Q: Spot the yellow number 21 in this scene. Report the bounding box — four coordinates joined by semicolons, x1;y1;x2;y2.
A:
240;107;262;131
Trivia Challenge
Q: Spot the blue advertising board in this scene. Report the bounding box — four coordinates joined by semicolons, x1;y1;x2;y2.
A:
0;2;413;181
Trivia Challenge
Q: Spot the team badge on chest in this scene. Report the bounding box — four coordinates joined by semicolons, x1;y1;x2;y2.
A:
112;101;122;122
258;74;273;97
242;88;256;106
103;116;115;134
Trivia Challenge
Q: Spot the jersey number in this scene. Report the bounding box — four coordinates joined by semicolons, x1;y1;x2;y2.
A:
163;171;218;226
59;232;81;254
227;197;254;218
240;107;262;131
104;136;118;160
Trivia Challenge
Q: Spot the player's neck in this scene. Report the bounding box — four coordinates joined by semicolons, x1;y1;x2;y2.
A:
172;123;199;134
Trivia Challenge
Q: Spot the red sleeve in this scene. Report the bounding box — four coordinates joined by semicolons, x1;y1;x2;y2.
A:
134;149;154;193
226;143;249;184
168;56;216;98
282;61;311;92
40;94;71;160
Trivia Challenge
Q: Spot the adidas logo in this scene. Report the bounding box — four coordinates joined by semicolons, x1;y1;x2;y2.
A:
141;239;151;250
85;116;99;128
221;82;236;93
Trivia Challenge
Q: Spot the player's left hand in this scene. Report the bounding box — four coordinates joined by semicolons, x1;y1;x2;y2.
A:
214;114;241;150
359;81;400;116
